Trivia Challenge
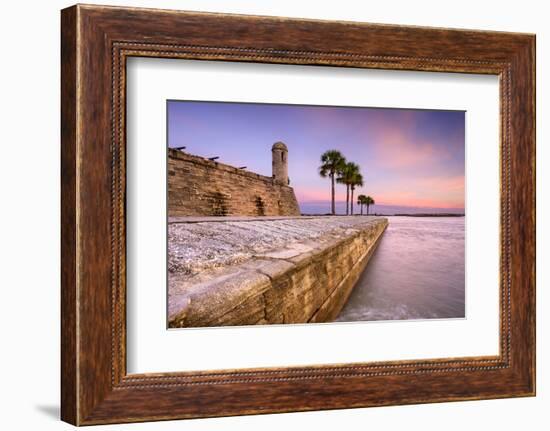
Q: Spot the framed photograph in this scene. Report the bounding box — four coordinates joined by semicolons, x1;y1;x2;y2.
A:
165;101;465;329
61;4;535;425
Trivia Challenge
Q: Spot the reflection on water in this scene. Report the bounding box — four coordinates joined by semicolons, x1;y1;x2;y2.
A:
336;216;465;322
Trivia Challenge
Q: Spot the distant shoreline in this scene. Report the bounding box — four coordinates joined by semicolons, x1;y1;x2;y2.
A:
300;213;465;217
299;203;465;217
385;213;465;217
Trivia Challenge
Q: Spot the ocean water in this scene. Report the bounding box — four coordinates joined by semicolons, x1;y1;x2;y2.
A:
336;216;465;322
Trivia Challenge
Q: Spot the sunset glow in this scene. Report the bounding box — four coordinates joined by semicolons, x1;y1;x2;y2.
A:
168;101;465;212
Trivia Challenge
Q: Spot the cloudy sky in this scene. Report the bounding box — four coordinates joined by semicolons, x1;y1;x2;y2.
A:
167;100;465;210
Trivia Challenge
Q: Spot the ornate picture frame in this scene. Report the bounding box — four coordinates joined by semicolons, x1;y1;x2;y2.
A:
61;4;535;425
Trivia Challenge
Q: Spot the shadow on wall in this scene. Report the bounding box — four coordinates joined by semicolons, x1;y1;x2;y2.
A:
255;196;266;216
206;191;229;216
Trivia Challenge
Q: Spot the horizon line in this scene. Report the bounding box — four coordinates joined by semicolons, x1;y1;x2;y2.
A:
298;201;465;210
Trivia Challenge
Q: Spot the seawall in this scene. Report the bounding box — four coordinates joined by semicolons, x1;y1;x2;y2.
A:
168;148;300;217
168;216;388;328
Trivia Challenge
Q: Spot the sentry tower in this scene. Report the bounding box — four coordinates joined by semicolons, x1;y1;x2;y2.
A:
272;141;289;185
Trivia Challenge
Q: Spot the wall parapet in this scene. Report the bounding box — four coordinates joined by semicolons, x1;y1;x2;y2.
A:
169;148;278;185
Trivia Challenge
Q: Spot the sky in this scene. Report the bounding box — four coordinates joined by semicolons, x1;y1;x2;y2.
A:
167;100;465;212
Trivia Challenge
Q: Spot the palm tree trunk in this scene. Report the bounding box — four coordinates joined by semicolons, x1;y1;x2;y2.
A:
346;184;349;215
366;204;370;215
331;174;335;215
360;204;363;215
350;188;354;215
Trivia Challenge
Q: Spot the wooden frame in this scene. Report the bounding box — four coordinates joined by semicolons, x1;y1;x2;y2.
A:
61;4;535;425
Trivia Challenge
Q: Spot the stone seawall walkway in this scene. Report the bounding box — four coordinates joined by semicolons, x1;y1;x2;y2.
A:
168;216;388;328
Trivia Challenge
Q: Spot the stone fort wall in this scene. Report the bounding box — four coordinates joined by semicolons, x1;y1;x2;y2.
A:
168;148;301;217
168;218;389;328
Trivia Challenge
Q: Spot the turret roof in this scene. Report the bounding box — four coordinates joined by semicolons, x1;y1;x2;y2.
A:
272;141;288;151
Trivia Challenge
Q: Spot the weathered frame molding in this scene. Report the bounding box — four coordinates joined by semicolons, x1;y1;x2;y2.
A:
61;4;535;425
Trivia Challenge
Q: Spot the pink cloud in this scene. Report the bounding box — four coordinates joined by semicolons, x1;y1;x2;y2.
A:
373;175;465;208
371;130;451;170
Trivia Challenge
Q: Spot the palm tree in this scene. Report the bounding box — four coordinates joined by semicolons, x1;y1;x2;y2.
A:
319;150;346;215
337;162;361;215
357;194;368;215
349;172;363;215
365;196;375;215
337;162;359;215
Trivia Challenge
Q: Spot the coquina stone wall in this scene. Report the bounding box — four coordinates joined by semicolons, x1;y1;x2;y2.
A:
168;148;300;217
168;217;388;327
